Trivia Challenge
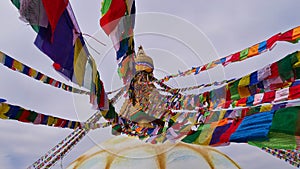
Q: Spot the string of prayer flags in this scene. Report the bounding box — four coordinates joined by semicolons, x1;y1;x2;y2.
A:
32;129;86;169
181;101;300;149
0;101;82;130
0;51;89;95
260;148;300;168
155;79;235;93
45;121;112;168
11;0;111;114
28;111;103;169
43;129;87;168
249;106;300;150
13;1;110;113
175;51;300;111
158;65;300;113
11;0;102;93
155;76;300;117
30;128;82;169
231;83;300;108
225;51;300;102
157;26;300;83
100;0;136;84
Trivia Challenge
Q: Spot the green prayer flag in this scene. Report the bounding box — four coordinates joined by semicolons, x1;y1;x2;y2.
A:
290;51;299;65
247;106;261;116
249;132;297;150
199;94;204;103
229;80;240;100
181;129;201;143
290;51;300;79
240;48;249;60
277;53;293;80
31;25;39;33
204;111;210;117
14;109;23;120
27;111;38;122
295;67;300;79
11;0;20;9
270;107;300;135
105;103;118;120
111;124;122;135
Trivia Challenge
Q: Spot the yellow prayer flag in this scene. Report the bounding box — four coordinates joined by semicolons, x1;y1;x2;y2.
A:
89;57;98;84
260;104;273;112
101;110;109;118
293;51;300;68
219;110;227;120
47;116;55;126
239;74;250;87
85;123;90;130
238;86;251;98
0;51;5;64
40;74;47;82
53;117;58;126
126;0;134;12
171;113;180;122
12;60;23;71
194;123;217;145
74;122;80;129
0;103;9;119
74;38;88;86
67;121;73;128
29;69;38;78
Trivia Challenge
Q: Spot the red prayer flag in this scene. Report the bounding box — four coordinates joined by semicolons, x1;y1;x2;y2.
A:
236;97;247;107
261;91;276;103
230;52;240;62
42;0;69;36
268;63;279;79
200;65;207;71
99;80;106;108
288;85;300;100
219;119;243;143
224;101;231;108
100;0;126;35
19;110;31;123
267;33;280;49
279;29;293;42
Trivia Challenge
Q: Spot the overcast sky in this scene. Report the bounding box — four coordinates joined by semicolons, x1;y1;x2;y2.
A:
0;0;299;169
